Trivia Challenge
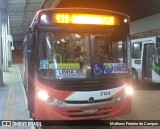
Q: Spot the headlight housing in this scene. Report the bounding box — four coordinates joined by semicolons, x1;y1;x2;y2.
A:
37;89;63;107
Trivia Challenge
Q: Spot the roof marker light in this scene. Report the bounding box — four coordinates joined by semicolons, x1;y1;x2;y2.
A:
41;14;48;23
124;19;128;23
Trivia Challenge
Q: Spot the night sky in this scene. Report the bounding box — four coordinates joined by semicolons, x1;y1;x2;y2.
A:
57;0;160;21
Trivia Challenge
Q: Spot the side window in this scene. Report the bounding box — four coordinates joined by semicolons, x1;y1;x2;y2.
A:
132;42;142;59
38;33;48;60
117;43;122;58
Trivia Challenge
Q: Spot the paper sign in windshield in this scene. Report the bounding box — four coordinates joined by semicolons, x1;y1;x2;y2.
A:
55;69;86;79
56;63;80;70
39;61;80;70
48;63;80;70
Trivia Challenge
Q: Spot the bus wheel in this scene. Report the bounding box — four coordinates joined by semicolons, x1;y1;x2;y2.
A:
132;70;138;83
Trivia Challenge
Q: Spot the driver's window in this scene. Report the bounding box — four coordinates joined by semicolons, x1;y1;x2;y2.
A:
53;33;90;66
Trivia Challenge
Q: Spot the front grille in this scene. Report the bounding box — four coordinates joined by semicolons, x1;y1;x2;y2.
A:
64;98;113;104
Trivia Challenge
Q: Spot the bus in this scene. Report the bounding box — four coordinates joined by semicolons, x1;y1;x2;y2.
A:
23;8;133;120
131;36;160;83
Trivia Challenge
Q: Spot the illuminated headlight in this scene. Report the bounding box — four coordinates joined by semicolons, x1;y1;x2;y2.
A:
125;86;134;95
37;90;49;101
37;90;64;107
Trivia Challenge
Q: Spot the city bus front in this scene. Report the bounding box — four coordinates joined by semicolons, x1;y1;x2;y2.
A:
34;9;133;120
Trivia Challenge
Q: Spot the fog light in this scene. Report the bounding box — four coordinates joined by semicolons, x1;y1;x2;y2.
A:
47;97;54;104
125;86;134;95
55;100;63;107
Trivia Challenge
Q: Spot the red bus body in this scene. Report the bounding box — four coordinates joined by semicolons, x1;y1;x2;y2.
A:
34;76;132;120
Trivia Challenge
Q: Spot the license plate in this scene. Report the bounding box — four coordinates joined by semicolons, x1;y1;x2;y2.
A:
82;109;98;114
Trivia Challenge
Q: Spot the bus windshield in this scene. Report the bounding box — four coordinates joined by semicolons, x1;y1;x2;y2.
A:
37;29;129;80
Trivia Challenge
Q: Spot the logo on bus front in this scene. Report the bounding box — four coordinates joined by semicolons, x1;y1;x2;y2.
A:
104;64;113;73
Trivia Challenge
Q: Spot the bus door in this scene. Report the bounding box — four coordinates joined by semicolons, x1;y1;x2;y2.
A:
131;42;142;80
142;43;154;81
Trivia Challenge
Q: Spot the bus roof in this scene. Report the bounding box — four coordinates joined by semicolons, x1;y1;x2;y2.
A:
30;8;130;28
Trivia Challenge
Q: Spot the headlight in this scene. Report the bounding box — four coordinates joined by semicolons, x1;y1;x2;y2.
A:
125;86;134;96
37;90;63;107
37;90;49;101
